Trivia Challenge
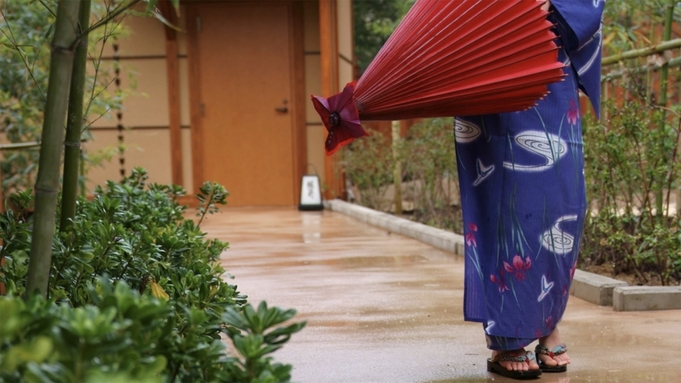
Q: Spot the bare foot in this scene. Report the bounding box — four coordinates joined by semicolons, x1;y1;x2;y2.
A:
491;349;540;372
538;327;571;367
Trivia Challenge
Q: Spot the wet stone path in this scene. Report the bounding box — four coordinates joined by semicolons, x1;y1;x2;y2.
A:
201;207;681;383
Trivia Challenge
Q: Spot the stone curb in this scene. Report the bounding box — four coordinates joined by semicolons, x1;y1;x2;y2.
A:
325;199;680;311
325;199;465;256
570;269;628;306
613;286;681;311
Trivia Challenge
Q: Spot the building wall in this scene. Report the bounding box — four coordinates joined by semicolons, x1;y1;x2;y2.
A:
84;11;184;190
83;1;351;203
337;0;354;87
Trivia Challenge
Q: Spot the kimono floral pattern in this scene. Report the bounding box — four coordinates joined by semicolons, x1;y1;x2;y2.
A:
504;255;532;282
465;223;478;247
567;99;580;126
490;270;509;293
455;0;603;352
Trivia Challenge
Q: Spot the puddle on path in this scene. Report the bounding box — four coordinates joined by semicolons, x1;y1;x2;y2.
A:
253;254;430;268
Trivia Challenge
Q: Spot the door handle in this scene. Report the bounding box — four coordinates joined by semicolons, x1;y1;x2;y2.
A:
276;99;289;114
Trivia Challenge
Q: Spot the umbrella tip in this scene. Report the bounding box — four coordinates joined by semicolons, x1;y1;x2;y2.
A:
329;112;341;128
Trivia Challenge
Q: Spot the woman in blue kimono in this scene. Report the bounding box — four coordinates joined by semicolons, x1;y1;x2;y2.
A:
454;0;605;379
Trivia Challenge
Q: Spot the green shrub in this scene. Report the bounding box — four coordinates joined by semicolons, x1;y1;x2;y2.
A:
222;302;306;382
0;168;305;382
0;283;305;383
341;119;461;232
342;128;394;211
0;281;169;383
582;97;681;285
399;118;460;232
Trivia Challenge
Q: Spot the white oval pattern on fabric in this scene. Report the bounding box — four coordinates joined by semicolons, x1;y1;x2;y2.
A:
541;215;578;255
503;131;567;172
454;118;481;143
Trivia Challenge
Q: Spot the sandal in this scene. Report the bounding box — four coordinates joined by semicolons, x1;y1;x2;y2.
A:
487;350;542;379
535;343;568;372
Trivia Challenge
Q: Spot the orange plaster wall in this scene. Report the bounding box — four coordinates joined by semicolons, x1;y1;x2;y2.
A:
83;128;173;187
337;0;353;62
84;1;351;203
84;13;175;192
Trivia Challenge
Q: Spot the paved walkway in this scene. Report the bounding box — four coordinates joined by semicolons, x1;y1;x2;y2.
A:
203;207;681;383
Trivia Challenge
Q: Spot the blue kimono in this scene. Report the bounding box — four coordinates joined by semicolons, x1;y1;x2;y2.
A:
454;0;605;350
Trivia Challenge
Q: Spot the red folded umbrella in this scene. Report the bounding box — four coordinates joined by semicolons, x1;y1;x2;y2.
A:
311;0;565;156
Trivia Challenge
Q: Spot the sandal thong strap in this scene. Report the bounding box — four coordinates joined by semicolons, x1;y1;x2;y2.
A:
492;350;536;364
535;343;568;358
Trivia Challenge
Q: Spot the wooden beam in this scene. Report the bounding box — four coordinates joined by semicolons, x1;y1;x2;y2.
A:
159;0;184;187
319;0;342;200
291;1;307;205
186;5;205;194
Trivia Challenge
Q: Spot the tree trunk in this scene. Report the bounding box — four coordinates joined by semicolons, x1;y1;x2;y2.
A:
60;0;92;231
26;0;82;297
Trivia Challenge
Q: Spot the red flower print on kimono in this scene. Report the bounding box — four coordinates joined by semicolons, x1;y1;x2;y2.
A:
534;317;555;338
504;254;532;281
465;223;478;247
567;99;580;126
570;261;578;280
545;315;553;329
490;269;509;292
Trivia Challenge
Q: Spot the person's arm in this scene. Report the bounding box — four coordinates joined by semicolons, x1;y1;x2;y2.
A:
549;0;605;117
550;0;604;53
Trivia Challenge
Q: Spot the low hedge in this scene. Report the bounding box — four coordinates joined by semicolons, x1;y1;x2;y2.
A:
0;168;305;382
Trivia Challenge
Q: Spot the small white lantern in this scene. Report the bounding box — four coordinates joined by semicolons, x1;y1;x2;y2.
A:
298;174;323;211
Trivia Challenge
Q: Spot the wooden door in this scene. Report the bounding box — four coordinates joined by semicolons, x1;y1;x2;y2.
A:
189;1;298;206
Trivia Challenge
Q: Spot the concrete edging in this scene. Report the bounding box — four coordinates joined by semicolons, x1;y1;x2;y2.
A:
325;199;680;311
325;199;465;256
613;286;681;311
570;269;628;306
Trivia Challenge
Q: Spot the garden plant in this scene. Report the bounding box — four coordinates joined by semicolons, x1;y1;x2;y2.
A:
580;0;681;286
341;119;461;232
1;0;306;381
0;169;306;382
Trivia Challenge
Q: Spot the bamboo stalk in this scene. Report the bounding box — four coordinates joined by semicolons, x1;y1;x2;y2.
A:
659;0;674;107
602;57;681;81
601;38;681;67
26;0;82;297
0;142;41;150
60;0;92;231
